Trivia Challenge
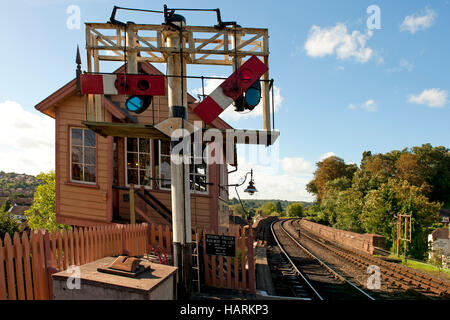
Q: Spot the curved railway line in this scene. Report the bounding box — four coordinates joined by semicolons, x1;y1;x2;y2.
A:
287;219;450;299
269;219;375;300
256;217;450;300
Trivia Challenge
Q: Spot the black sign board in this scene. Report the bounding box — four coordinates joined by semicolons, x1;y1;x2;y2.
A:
205;234;236;257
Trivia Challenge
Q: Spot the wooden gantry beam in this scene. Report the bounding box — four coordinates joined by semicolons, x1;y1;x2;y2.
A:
85;23;269;66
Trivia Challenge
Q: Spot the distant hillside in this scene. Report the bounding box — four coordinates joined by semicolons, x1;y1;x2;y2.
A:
229;198;312;211
0;171;41;199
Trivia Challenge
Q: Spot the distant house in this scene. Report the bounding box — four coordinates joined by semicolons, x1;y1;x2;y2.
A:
14;198;33;206
8;204;29;222
428;226;450;267
228;209;251;234
440;209;450;225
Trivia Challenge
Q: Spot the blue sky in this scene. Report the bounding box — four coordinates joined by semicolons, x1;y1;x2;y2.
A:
1;0;449;201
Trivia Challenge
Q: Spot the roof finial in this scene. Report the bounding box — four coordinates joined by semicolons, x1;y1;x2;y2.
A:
76;45;82;96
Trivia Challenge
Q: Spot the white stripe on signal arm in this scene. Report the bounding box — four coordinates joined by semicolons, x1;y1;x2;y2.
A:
209;86;234;110
102;75;118;95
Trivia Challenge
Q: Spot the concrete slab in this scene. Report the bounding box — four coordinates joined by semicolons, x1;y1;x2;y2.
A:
52;256;177;300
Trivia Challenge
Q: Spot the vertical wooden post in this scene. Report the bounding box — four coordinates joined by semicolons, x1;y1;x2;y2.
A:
146;223;152;252
226;255;232;289
0;238;6;300
397;215;400;257
240;231;246;290
13;233;25;300
404;216;408;263
43;231;57;300
126;23;138;74
202;230;210;286
129;184;135;225
246;228;256;294
262;55;271;131
4;234;16;300
234;229;239;289
218;255;224;288
21;233;34;300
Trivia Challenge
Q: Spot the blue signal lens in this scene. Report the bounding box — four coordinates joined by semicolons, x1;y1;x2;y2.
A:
244;80;261;108
126;96;144;112
244;88;261;107
125;95;152;114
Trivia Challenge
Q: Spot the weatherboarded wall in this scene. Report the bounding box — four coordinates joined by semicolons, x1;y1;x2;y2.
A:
55;94;112;226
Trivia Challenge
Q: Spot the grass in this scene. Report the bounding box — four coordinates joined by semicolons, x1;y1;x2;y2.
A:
377;253;450;281
400;258;450;281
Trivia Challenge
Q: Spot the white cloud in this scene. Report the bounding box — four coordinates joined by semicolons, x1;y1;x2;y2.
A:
279;157;314;176
229;155;315;202
408;89;448;107
387;58;414;72
191;77;283;122
347;99;378;112
363;99;377;112
399;58;414;71
400;8;436;34
0;101;54;175
304;23;374;63
318;152;335;161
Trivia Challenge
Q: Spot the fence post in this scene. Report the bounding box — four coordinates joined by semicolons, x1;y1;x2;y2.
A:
121;226;129;256
146;223;152;252
246;228;256;294
129;184;135;225
43;231;58;300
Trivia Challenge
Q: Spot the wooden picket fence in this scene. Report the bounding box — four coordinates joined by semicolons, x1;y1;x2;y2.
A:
0;223;173;300
0;222;255;300
199;227;255;293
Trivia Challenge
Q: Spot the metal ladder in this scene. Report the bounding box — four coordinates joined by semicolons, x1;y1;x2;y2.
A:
192;234;201;293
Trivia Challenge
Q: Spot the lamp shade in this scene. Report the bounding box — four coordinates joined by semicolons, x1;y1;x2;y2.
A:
244;180;257;195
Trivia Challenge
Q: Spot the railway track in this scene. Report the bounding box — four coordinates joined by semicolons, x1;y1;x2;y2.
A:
270;219;375;300
289;219;450;299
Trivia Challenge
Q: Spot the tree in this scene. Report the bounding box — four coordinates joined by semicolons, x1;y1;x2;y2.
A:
259;202;277;216
0;210;20;238
0;199;11;212
411;144;450;205
361;179;441;259
353;153;395;196
305;145;445;259
230;203;247;219
286;203;304;218
333;188;364;232
25;171;69;231
275;201;283;213
307;156;357;203
229;197;239;205
395;153;423;187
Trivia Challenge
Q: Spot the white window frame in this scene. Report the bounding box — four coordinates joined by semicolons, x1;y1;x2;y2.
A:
70;127;97;185
125;137;153;189
158;140;172;191
158;140;209;194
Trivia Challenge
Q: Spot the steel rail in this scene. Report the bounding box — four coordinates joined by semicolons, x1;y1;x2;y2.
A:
280;219;376;300
295;220;450;296
270;220;323;300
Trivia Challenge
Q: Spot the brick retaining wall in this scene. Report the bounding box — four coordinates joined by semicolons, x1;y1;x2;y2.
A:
300;219;385;255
